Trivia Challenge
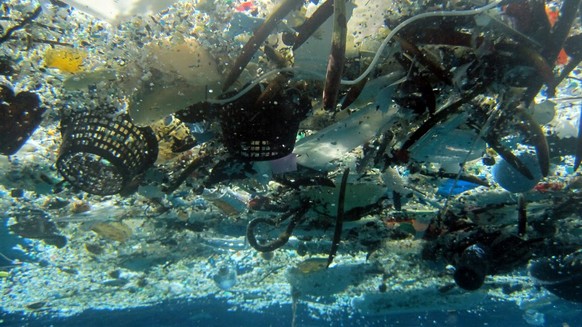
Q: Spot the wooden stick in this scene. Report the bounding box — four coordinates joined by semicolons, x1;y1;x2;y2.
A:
327;167;349;268
517;194;527;236
292;0;334;50
222;0;303;92
322;0;347;111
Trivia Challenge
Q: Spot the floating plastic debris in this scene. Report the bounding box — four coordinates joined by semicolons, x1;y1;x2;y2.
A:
52;0;178;23
453;243;489;291
286;260;368;297
86;221;133;243
213;265;237;291
202;187;250;216
294;74;402;170
56;112;158;195
44;47;87;74
492;152;543;193
0;86;44;155
218;84;311;161
7;209;67;248
128;38;222;126
437;179;482;197
529;249;582;303
1;0;581;324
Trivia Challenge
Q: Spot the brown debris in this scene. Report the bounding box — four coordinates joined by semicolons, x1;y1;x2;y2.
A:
0;87;44;155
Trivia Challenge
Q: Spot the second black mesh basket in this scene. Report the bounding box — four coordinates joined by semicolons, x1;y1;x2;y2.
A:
56;112;158;195
219;84;311;161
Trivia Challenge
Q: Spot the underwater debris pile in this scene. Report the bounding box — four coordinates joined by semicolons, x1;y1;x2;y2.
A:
0;0;581;324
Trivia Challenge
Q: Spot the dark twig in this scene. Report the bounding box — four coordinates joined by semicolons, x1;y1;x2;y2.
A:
484;133;534;180
0;17;65;34
524;0;581;103
162;147;216;194
29;38;73;47
327;167;349;268
292;0;334;50
394;35;452;85
0;6;42;44
398;86;486;157
222;0;303;91
517;194;527;236
516;108;550;177
549;57;582;96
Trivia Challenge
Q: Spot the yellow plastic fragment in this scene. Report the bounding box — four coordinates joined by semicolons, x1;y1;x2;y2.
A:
44;47;87;74
90;221;132;243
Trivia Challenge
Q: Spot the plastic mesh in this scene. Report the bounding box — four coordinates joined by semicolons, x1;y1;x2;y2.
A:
56;112;158;195
219;87;310;161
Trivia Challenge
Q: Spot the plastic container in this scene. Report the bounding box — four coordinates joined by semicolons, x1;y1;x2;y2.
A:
56;112;158;195
219;85;311;161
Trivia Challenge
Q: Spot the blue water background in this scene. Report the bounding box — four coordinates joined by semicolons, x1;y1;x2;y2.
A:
2;296;581;327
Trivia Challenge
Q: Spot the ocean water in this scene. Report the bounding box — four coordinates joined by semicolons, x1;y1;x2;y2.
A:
1;0;581;326
2;297;580;327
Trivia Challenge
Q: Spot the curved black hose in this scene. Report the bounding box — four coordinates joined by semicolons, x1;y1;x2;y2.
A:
246;202;311;252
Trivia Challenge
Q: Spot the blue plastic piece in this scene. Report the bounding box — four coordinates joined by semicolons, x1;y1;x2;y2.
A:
437;179;480;196
492;152;542;193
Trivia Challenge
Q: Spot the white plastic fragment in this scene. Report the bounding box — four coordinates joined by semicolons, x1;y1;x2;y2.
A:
54;0;179;24
408;113;486;172
294;74;403;171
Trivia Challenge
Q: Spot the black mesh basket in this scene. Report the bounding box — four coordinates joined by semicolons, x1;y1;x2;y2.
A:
219;85;311;161
56;112;158;195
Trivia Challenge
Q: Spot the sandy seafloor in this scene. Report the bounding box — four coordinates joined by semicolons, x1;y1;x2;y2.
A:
1;0;582;326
